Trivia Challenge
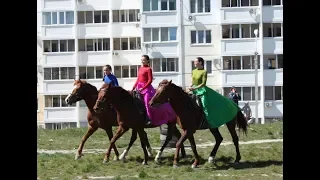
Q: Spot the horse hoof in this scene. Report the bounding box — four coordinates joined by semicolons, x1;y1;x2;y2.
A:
154;157;160;164
75;153;83;160
103;159;109;164
142;161;148;165
234;161;240;165
208;156;214;164
147;148;153;157
119;150;128;161
173;164;178;168
191;164;198;169
113;156;119;161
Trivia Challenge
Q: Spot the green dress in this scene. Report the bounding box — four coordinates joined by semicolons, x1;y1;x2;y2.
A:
192;68;240;128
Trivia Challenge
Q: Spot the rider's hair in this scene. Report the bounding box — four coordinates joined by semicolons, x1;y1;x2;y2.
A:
105;65;112;71
196;57;205;66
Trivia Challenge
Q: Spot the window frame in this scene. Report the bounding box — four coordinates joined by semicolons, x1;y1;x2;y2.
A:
44;95;76;108
42;11;74;26
43;67;76;81
190;0;211;14
143;27;178;42
143;0;177;12
150;58;179;73
190;30;212;45
191;60;213;74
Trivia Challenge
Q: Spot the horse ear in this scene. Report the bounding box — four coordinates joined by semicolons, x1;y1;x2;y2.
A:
169;80;172;84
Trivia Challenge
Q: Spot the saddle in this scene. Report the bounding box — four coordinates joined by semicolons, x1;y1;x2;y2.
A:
187;93;210;130
131;90;152;123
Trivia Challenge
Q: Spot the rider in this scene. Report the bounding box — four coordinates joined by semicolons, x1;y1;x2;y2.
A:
131;55;176;126
102;65;119;87
188;57;240;128
229;86;241;105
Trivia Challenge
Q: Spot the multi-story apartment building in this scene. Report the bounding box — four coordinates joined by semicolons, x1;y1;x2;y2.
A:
37;0;282;129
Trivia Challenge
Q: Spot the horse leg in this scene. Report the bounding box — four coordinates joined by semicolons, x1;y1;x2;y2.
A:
154;122;174;163
75;125;97;160
208;128;223;164
103;126;128;163
226;119;241;164
187;131;200;168
119;129;137;161
137;129;149;165
143;130;153;157
173;130;188;168
105;127;120;161
173;125;186;158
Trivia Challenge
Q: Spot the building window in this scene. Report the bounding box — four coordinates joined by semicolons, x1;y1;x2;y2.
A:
78;39;111;51
223;87;261;101
43;11;74;25
190;0;211;13
144;27;177;42
113;9;140;22
43;40;75;53
222;56;260;70
114;65;140;78
78;10;109;24
113;37;141;50
265;86;283;100
263;54;283;69
143;0;176;12
150;58;178;72
191;60;213;74
190;30;211;44
43;67;75;80
45;95;76;107
263;23;282;37
222;0;259;7
79;66;104;79
45;122;77;130
263;0;282;6
222;24;259;39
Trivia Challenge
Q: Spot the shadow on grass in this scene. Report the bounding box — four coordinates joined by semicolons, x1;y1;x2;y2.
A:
128;155;282;170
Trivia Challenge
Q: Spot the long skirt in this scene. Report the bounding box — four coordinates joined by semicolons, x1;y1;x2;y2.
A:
193;86;241;128
135;82;176;126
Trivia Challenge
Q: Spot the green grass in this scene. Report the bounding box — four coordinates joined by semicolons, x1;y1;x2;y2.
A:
37;122;283;150
38;142;283;180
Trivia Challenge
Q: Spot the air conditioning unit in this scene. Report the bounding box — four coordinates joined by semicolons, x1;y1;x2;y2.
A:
112;52;119;56
137;13;141;20
188;15;193;21
264;102;273;108
135;23;140;27
77;0;84;3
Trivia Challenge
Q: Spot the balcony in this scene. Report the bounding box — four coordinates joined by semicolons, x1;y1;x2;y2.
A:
44;108;77;123
112;51;142;65
221;39;262;55
111;23;141;37
42;25;75;38
142;11;178;27
78;51;112;66
77;24;110;38
142;42;179;58
112;0;140;10
43;53;75;66
76;0;109;11
221;70;263;86
262;6;283;22
263;69;283;86
263;38;283;54
43;0;73;9
43;80;75;94
220;7;260;24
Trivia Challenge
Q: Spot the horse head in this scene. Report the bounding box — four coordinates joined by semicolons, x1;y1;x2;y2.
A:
149;79;173;107
65;79;97;105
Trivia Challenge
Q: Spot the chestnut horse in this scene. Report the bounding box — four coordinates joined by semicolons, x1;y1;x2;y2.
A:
93;84;186;165
149;80;248;168
64;80;153;161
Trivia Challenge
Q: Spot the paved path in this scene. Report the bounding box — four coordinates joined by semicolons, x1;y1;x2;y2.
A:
37;139;283;154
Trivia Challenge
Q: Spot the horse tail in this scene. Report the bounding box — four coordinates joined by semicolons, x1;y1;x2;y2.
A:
236;110;248;136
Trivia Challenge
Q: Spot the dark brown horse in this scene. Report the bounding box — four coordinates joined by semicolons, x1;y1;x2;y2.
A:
64;80;153;161
93;84;186;165
149;80;248;168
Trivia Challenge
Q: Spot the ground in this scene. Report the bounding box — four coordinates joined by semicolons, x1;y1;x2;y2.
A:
37;122;283;180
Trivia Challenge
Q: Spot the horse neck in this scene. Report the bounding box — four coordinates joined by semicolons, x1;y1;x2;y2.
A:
168;90;190;115
83;89;98;112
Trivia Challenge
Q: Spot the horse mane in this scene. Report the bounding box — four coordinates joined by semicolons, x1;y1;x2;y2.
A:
159;79;189;98
75;80;98;92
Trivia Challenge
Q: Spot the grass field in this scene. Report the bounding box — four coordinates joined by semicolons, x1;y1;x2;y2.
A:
37;122;282;179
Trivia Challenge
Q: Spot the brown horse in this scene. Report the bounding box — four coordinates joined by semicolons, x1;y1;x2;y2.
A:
149;80;248;168
93;84;186;165
64;80;153;161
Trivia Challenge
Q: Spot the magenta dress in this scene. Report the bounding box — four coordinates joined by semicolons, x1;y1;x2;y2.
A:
132;66;176;126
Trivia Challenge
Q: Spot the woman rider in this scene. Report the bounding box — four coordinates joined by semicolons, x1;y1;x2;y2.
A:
188;57;241;128
131;55;176;126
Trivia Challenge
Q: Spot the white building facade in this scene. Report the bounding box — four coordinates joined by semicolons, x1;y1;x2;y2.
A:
37;0;282;129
